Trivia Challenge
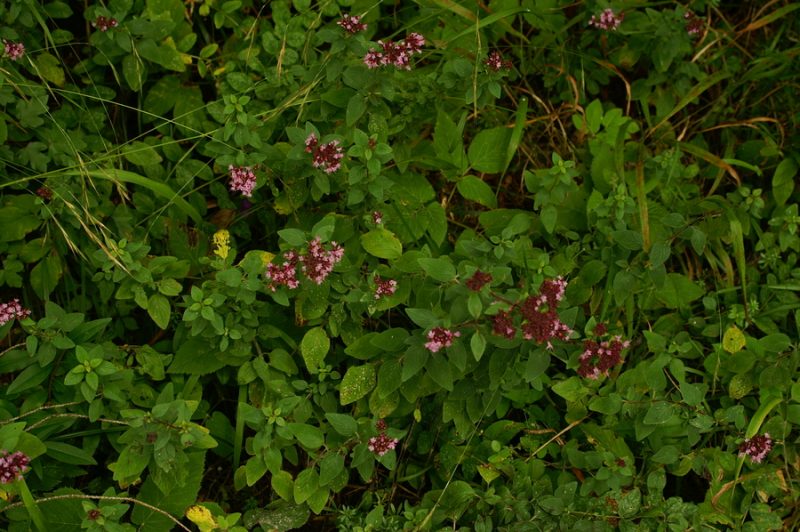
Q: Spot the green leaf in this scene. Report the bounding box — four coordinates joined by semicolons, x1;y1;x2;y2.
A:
470;331;486;361
417;257;456;282
245;456;267;486
643;403;675;425
377;359;402;398
468;127;512;173
540;204;557;234
34;52;66;86
552;377;588;402
30;254;63;299
585;99;603;134
656;273;704;309
325;413;357;436
361;229;402;260
427;355;453;391
340;365;376;405
300;327;329;373
46;442;97;465
123;54;145;91
168;338;226;375
318;453;345;486
123;141;163;167
271;471;294;501
0;207;41;242
346;94;367;126
405;308;437;328
722;325;746;354
456;176;497;208
772;158;797;206
293;469;319;504
132;452;205;529
7;365;50;395
147;293;171;329
287;423;324;449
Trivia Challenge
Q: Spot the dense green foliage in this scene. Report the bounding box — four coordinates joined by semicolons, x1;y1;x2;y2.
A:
0;0;798;530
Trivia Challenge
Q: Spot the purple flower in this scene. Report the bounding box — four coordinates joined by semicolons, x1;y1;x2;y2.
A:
306;134;344;174
299;237;344;284
265;251;300;291
466;270;492;291
228;165;257;197
305;133;318;153
485;50;512;72
373;275;397;299
363;33;425;70
577;336;630;379
739;433;773;463
368;432;398;456
363;50;382;69
685;12;703;36
92;16;118;32
3;41;24;61
589;8;624;31
372;211;383;225
0;450;30;484
492;310;516;339
337;13;367;34
425;327;460;353
0;299;31;326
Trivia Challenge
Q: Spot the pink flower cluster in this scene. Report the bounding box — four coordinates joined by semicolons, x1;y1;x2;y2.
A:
519;277;571;348
93;15;118;32
425;327;460;353
489;277;571;349
684;12;703;36
577;336;630;379
3;40;24;61
589;8;624;31
228;165;257;197
363;32;425;70
300;237;344;284
265;250;300;292
305;133;344;174
739;433;773;464
337;13;366;34
485;51;512;72
466;270;492;291
0;450;29;484
368;420;399;457
373;275;397;299
0;299;31;326
372;210;383;225
265;238;344;291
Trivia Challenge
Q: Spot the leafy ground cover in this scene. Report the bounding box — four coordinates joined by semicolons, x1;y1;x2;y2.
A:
0;1;798;530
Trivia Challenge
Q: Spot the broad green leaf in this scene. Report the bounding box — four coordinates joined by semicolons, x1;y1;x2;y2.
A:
468;127;512;173
287;423;324;449
325;413;357;436
772;158;797;206
46;442;97;465
147;293;171;329
456;176;497;208
123;54;144;91
417;257;456;282
293;469;319;504
722;325;746;354
34;52;65;86
340;364;376;405
300;327;329;373
123;141;163;167
361;229;402;259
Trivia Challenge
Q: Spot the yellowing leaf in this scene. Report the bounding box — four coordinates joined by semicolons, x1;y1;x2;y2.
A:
186;505;217;532
723;325;746;354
